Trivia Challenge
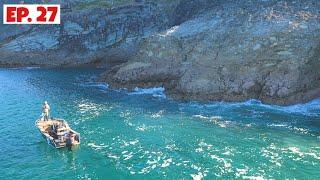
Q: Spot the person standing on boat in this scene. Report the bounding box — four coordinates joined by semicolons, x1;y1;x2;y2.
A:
42;101;50;121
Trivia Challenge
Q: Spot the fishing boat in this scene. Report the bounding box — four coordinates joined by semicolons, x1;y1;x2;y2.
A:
35;118;80;148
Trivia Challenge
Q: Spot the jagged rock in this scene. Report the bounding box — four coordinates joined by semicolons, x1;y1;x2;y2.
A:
104;0;320;105
0;1;178;67
1;0;319;105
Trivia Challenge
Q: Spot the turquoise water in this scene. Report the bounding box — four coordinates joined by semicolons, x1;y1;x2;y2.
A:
0;68;319;179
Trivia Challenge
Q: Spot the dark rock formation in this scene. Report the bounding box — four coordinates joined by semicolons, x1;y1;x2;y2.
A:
0;1;178;67
0;0;319;105
102;0;320;105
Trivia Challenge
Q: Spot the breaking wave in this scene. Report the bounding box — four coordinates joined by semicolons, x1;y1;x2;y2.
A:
244;99;320;117
185;98;320;117
9;66;41;70
80;82;109;90
128;87;166;98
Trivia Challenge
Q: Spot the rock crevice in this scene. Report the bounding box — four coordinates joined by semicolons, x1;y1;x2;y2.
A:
0;0;319;105
103;0;320;105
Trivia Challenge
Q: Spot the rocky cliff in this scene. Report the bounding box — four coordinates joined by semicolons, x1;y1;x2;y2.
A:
0;0;178;66
1;0;320;105
102;0;320;105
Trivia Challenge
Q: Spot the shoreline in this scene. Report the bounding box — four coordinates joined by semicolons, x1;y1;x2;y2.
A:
1;65;319;106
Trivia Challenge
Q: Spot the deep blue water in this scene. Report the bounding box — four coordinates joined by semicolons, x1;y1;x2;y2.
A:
0;68;319;179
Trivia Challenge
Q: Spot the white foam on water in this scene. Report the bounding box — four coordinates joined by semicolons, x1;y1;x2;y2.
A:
80;82;109;90
160;158;173;168
129;139;139;145
292;127;310;135
146;159;158;165
78;102;99;113
151;110;165;118
222;147;235;156
120;110;131;119
304;152;320;160
261;144;282;167
235;166;249;177
197;140;213;152
191;172;205;180
193;115;230;128
24;66;41;70
193;115;222;121
76;100;108;122
267;123;314;136
107;154;120;160
245;98;320;117
242;175;265;180
135;124;160;132
121;149;173;175
187;98;320;117
123;152;134;161
195;147;204;153
282;146;318;162
165;144;180;151
136;124;148;132
10;66;40;70
267;124;288;128
128;87;166;98
288;147;303;155
210;154;232;169
193;115;209;119
88;143;107;150
191;164;202;171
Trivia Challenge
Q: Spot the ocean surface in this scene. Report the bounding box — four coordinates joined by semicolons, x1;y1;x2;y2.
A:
0;68;319;179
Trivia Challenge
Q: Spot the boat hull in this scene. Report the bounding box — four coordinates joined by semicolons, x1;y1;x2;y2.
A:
36;118;80;149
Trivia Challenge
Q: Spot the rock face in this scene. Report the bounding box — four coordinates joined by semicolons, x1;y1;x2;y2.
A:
0;0;320;105
103;0;320;105
0;0;178;67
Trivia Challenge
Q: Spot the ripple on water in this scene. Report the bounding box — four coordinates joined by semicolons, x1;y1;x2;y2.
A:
1;69;319;179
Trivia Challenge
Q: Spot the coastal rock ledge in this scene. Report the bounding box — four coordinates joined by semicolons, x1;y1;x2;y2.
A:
0;0;319;105
103;0;320;105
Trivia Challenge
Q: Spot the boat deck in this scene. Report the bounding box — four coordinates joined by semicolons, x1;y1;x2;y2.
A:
36;119;80;148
